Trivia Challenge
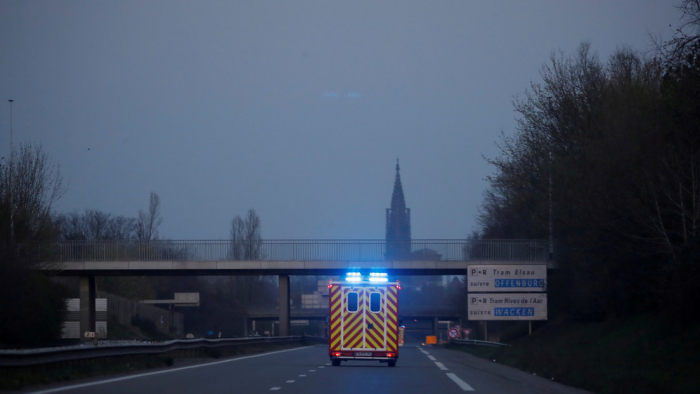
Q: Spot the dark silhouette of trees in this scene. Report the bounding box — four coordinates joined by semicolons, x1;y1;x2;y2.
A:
0;143;67;346
654;0;700;63
136;192;162;241
56;210;136;241
229;209;262;260
222;208;276;326
478;33;700;321
55;195;165;300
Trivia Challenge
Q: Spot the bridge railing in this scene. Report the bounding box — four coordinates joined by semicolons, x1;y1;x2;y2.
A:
36;239;552;262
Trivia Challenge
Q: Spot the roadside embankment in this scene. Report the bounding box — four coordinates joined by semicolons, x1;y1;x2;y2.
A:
447;314;700;394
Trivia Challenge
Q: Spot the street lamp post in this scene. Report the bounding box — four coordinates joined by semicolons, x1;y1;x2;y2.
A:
545;96;554;260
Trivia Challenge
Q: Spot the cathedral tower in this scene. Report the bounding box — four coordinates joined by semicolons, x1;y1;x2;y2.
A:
385;160;411;260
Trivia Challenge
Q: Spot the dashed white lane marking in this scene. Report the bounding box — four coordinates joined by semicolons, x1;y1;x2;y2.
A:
270;388;281;391
319;366;325;368
446;373;475;391
309;369;316;372
299;375;306;377
286;380;295;383
325;363;331;365
27;346;312;394
422;349;473;390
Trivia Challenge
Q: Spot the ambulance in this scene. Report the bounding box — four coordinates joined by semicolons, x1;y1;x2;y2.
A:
328;272;400;367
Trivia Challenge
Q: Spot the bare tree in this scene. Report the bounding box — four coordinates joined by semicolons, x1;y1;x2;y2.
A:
56;210;135;240
229;215;246;260
244;209;262;260
653;0;700;63
229;209;262;260
136;192;162;241
0;143;64;255
0;143;67;346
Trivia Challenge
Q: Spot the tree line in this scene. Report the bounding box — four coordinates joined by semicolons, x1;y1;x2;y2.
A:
0;144;281;344
476;1;700;322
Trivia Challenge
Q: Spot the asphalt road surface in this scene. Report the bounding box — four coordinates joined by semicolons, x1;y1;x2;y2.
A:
26;345;591;394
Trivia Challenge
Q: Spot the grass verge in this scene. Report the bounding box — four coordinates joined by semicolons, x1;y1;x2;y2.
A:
447;314;700;394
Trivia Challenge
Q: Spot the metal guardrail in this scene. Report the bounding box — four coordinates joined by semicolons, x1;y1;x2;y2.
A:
28;239;552;262
0;336;328;367
449;339;512;347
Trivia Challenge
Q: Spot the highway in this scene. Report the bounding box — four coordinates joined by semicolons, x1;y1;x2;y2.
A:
28;344;591;394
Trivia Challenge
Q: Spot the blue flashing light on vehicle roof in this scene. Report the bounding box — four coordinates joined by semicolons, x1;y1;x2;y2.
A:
369;272;388;283
346;272;362;282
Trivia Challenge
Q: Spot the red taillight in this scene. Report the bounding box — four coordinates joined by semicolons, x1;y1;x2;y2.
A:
328;284;333;288
387;352;394;358
334;352;341;357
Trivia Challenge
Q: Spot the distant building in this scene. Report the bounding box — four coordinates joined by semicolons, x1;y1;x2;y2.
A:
385;160;412;260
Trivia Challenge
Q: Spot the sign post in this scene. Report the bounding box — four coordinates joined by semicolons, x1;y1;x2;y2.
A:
467;265;548;339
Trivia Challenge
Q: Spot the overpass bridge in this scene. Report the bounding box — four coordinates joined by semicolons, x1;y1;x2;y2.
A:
34;239;554;340
246;306;463;338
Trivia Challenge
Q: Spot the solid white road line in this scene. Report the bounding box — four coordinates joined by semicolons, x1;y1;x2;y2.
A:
435;362;449;371
446;373;475;391
28;346;312;394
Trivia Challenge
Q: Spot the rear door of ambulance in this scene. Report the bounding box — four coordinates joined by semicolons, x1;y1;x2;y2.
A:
340;286;389;353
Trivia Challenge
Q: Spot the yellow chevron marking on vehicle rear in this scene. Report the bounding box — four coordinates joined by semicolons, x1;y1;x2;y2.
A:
346;334;362;349
365;333;380;349
367;328;384;347
331;308;341;322
387;291;397;304
330;337;341;349
344;323;363;344
343;318;362;339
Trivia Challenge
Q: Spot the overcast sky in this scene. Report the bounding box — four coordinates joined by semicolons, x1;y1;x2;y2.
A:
0;1;683;240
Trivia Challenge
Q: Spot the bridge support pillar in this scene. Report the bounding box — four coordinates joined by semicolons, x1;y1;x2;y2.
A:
79;276;96;342
278;275;290;337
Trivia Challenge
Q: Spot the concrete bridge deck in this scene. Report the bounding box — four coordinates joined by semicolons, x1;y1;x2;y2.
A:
45;258;555;276
31;239;554;340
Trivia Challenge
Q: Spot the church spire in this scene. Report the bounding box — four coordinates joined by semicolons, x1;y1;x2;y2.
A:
386;159;411;260
391;159;406;211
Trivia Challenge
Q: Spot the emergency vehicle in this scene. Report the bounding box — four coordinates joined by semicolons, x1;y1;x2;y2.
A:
328;272;400;367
